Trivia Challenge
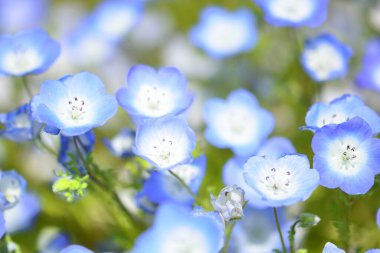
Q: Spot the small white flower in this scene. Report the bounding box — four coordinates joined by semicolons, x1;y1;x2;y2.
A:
211;185;245;222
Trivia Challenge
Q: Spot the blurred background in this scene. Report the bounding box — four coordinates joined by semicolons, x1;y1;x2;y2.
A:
0;0;380;252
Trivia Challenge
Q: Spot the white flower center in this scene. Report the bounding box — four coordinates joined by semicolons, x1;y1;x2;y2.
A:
258;167;295;200
63;96;87;122
149;137;178;168
3;48;42;75
0;176;23;206
303;43;344;81
135;85;174;117
163;227;208;253
269;0;314;22
110;134;133;156
317;113;350;127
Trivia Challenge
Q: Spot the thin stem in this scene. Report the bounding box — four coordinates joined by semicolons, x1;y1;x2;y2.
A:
274;207;287;253
221;221;236;253
73;136;146;230
289;220;300;253
20;76;32;99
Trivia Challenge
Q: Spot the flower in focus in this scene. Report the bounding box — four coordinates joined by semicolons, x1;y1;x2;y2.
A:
116;64;193;123
312;117;380;194
0;103;42;142
60;245;93;253
211;185;245;222
31;72;118;136
0;29;60;76
141;155;206;206
356;38;380;92
0;170;27;210
189;6;258;58
255;0;330;27
203;89;274;157
301;34;352;82
103;128;135;158
133;203;224;253
243;154;319;207
133;116;196;170
304;94;380;134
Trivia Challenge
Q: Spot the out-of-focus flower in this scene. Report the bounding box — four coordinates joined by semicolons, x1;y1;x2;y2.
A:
31;72;118;136
211;185;245;222
103;128;135;158
4;193;40;233
0;211;5;238
243;154;319;207
301;34;352;82
142;156;206;205
60;245;93;253
0;103;42;142
133;203;224;253
356;39;380;92
0;29;60;76
322;242;345;253
255;0;330;27
133;116;196;170
312;118;380;194
0;170;27;210
304;94;380;134
189;6;258;58
0;0;48;33
203;89;274;157
116;65;193;123
37;227;70;253
256;137;297;158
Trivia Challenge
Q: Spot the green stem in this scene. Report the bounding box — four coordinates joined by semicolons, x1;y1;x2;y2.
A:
221;221;237;253
73;136;147;230
20;76;32;99
289;220;300;253
274;207;288;253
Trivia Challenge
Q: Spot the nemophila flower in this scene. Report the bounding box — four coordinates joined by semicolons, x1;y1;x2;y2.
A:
60;245;93;253
211;185;245;222
58;131;95;174
301;34;353;82
0;103;42;142
37;228;70;253
4;193;40;233
189;6;258;58
312;118;380;194
0;212;5;238
0;29;60;76
31;72;118;137
231;206;291;252
142;156;206;205
133;203;224;253
223;137;296;209
304;94;380;134
254;0;330;27
87;0;144;42
0;170;27;210
103;128;135;158
356;39;380;92
243;154;319;207
367;250;380;253
322;242;345;253
116;65;193;122
204;89;274;157
133;116;196;170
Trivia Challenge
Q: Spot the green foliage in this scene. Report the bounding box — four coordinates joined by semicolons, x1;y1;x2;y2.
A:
52;171;89;202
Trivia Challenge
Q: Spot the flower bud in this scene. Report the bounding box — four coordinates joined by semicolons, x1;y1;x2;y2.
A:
299;213;320;228
211;185;245;222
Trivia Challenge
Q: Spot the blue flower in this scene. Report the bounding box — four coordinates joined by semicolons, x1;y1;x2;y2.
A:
243;154;319;207
254;0;330;27
356;39;380;92
0;103;42;142
204;89;274;157
60;245;93;253
142;156;206;205
133;116;196;170
116;65;193;122
58;131;95;174
4;193;40;233
312;118;380;194
31;72;118;137
301;34;353;82
223;137;296;209
133;203;224;253
103;128;135;158
189;6;258;58
304;94;380;134
0;29;60;76
322;242;345;253
0;170;27;210
0;211;5;239
38;228;70;253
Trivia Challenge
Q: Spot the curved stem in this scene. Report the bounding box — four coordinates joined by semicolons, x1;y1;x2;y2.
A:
289;220;300;253
274;207;287;253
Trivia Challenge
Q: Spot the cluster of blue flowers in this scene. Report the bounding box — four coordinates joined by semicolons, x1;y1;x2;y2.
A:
0;0;380;252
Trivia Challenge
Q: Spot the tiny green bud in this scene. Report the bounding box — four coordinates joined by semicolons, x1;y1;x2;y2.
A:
296;249;308;253
299;213;320;228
